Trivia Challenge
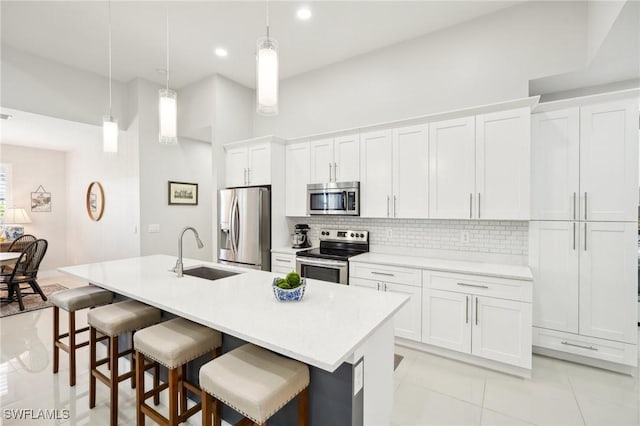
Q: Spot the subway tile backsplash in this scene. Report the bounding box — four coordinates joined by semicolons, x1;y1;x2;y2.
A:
287;217;528;259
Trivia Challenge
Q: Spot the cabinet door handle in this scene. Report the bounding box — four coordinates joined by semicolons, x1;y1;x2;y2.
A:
372;271;394;277
328;163;333;182
475;297;479;325
584;191;587;220
572;223;576;251
457;282;488;289
584;223;587;251
394;196;397;218
383;283;387;291
573;192;576;220
387;196;390;217
477;193;481;218
247;168;251;185
334;162;338;181
376;282;380;291
469;193;473;219
243;168;246;185
561;341;598;351
275;258;290;262
465;296;469;324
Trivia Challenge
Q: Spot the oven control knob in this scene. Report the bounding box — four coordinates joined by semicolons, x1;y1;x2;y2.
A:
350;233;354;237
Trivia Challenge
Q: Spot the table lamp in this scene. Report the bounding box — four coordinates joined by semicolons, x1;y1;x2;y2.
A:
3;208;32;241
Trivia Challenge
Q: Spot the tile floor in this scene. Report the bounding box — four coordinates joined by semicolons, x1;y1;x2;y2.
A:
1;276;639;425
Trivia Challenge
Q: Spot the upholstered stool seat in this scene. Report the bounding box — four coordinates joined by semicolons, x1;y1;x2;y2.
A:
51;285;114;386
88;300;161;426
134;318;222;426
200;344;309;426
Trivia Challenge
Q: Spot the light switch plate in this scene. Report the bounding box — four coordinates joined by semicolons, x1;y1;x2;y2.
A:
385;228;393;239
460;230;470;244
148;224;160;233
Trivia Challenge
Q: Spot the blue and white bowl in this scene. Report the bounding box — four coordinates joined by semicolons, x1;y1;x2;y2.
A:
272;278;306;302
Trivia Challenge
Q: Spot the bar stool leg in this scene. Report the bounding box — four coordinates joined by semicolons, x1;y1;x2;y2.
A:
110;335;119;426
135;350;145;426
53;306;60;375
130;331;136;389
180;364;187;415
89;327;97;409
153;363;160;406
202;391;213;426
69;311;76;386
298;388;309;426
168;367;179;426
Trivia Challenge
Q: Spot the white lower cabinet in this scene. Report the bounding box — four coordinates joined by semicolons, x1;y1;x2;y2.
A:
422;271;532;369
350;273;422;342
271;253;296;275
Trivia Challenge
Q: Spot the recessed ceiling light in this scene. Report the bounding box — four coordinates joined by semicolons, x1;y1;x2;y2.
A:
215;48;228;57
297;8;312;20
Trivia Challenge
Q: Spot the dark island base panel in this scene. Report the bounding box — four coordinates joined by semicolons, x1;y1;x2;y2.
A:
112;308;362;426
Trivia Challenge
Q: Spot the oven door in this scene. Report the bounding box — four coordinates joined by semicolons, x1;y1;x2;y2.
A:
296;257;349;285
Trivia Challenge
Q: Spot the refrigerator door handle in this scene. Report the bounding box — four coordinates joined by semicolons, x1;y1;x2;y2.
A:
234;196;241;251
229;196;237;253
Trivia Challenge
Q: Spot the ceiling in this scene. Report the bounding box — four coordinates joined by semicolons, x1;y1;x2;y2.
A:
0;108;100;152
1;1;521;89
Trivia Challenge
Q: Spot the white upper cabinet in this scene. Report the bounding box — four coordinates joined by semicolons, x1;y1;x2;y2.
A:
531;109;580;220
247;143;271;186
225;147;249;188
360;130;393;218
225;142;271;187
429;117;476;219
393;124;429;218
476;107;531;220
580;99;638;222
334;134;360;182
529;221;579;333
579;221;637;344
285;143;310;216
309;134;360;184
532;99;638;222
309;138;334;184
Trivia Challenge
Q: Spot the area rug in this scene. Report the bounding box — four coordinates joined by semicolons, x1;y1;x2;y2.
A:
0;284;67;318
394;354;404;370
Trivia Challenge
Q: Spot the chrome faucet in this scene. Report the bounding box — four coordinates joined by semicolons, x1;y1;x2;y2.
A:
174;226;204;277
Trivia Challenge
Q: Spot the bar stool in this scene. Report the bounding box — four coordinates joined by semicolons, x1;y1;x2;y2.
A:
87;300;161;426
50;285;114;386
134;317;222;426
200;344;309;426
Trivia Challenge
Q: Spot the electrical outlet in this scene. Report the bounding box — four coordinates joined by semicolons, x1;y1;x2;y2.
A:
353;359;364;396
148;224;161;233
386;228;393;239
460;230;470;244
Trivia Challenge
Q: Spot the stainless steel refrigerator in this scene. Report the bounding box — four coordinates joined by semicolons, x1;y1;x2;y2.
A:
218;187;271;271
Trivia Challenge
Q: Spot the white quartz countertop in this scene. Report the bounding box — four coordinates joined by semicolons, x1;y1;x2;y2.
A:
271;246;314;255
58;255;408;372
350;253;532;281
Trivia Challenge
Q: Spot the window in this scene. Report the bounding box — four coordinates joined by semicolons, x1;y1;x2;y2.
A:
0;163;12;218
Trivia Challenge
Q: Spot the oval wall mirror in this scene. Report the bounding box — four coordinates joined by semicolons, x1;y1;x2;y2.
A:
86;181;105;221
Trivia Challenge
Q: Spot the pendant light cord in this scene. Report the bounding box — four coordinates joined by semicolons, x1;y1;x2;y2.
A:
165;4;169;91
108;0;113;118
266;0;270;41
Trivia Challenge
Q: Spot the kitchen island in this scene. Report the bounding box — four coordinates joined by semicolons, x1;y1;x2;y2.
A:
59;254;408;426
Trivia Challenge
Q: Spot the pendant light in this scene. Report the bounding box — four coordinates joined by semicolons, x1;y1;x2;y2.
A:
256;0;279;116
159;5;178;145
103;0;118;153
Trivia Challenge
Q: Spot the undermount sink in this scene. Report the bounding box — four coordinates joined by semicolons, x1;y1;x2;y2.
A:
182;266;240;281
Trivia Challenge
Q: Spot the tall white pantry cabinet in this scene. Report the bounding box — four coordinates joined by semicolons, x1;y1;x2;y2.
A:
530;94;639;371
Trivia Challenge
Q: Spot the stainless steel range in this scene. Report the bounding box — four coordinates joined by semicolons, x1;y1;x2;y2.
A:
296;229;369;285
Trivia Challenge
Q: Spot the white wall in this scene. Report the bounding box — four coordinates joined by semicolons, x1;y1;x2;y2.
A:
1;144;67;270
1;46;130;128
135;79;213;261
254;1;587;138
64;122;140;265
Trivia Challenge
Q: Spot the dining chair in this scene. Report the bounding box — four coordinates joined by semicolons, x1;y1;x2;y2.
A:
0;239;48;311
1;234;37;273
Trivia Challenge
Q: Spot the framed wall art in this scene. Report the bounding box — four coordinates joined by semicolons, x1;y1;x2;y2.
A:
86;181;105;221
168;181;198;205
31;185;52;212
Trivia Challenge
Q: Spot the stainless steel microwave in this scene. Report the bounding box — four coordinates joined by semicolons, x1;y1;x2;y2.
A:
307;181;360;215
